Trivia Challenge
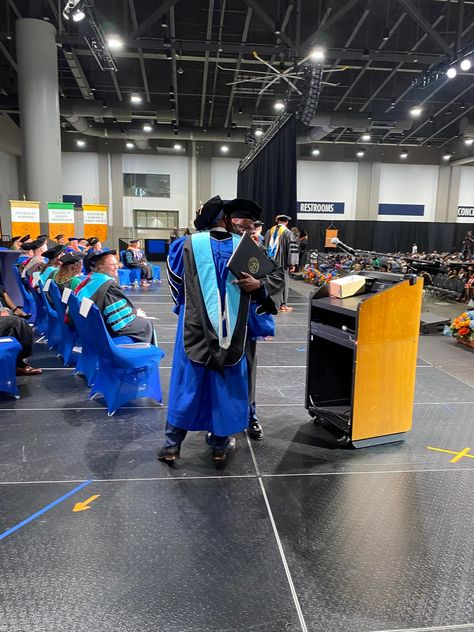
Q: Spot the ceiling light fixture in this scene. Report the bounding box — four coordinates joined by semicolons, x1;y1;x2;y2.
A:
173;143;182;150
464;137;474;146
63;0;86;21
312;147;320;156
274;100;285;111
254;129;263;137
356;149;366;158
72;9;85;21
443;152;452;161
126;142;134;149
382;26;390;41
460;58;472;71
410;106;422;117
106;35;123;50
400;150;408;159
220;145;229;153
361;133;371;142
310;48;325;62
76;139;86;147
130;94;142;104
446;67;457;78
143;124;152;132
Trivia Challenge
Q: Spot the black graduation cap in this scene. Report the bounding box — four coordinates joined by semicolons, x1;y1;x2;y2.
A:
68;237;79;242
43;245;65;260
224;198;263;221
37;234;48;240
87;249;117;268
60;252;84;265
54;234;64;241
28;238;47;250
254;221;264;227
86;236;98;244
275;214;292;222
11;236;21;242
129;239;140;244
88;237;100;246
20;234;31;243
194;195;224;231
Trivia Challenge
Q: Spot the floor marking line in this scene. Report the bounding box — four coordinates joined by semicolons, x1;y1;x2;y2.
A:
371;622;474;632
0;479;92;542
434;365;474;390
246;435;308;632
427;446;474;463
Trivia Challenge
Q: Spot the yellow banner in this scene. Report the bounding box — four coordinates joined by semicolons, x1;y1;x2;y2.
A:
83;204;108;242
10;200;40;239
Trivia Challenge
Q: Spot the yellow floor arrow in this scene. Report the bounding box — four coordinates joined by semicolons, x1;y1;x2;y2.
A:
73;494;100;512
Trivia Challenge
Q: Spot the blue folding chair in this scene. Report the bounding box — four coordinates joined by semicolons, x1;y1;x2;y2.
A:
0;337;21;398
67;293;100;386
151;265;161;282
118;268;132;287
30;283;48;336
12;265;36;324
120;250;141;285
39;282;62;351
85;303;164;415
49;282;79;366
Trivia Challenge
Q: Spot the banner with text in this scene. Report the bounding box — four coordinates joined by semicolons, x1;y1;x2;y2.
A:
48;202;75;240
458;206;474;218
297;201;345;220
10;200;40;239
83;204;108;242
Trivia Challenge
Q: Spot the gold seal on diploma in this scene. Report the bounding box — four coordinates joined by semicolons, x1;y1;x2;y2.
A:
248;257;260;275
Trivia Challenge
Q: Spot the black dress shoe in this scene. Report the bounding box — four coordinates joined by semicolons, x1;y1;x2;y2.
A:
247;419;264;440
212;437;236;463
157;446;180;462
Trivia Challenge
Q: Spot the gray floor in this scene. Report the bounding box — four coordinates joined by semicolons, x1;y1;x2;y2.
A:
0;271;473;632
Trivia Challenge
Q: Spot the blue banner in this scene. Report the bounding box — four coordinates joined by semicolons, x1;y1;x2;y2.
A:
378;203;424;216
297;201;345;214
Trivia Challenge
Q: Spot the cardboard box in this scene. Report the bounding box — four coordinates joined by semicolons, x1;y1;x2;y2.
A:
329;274;366;298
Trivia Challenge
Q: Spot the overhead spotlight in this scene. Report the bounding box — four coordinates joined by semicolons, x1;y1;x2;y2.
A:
130;94;142;104
143;124;152;132
63;0;86;21
220;145;229;153
76;139;86;147
410;106;422;117
446;67;457;78
166;49;172;60
177;66;184;74
310;48;325;62
382;26;390;41
126;142;134;149
460;58;472;71
72;9;85;21
400;150;408;159
173;143;182;150
254;129;263;137
429;116;435;124
238;102;243;114
356;149;366;158
160;18;168;28
312;147;320;156
460;102;467;110
443;152;452;161
107;35;123;50
464;137;474;146
361;133;371;142
274;100;285;111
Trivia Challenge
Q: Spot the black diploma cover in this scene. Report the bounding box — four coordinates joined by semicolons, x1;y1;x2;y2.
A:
227;232;276;279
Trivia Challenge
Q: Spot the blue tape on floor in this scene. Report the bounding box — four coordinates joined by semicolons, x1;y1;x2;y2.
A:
0;479;93;542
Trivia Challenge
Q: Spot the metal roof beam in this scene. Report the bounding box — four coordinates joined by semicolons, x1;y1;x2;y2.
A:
199;0;215;127
397;0;451;54
129;0;151;102
130;0;182;39
241;0;293;49
300;0;361;52
169;4;179;125
224;7;252;128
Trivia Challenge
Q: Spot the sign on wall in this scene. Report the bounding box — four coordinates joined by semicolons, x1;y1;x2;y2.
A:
297;201;345;217
378;203;425;216
10;200;40;239
48;202;75;240
83;204;108;242
458;206;474;218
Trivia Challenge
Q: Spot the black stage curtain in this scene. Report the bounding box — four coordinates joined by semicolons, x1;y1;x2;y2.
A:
237;116;296;228
297;220;474;254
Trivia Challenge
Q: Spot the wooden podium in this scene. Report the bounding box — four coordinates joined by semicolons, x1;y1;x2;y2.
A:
306;271;423;447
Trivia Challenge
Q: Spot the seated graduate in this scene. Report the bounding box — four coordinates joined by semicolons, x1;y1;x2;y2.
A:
54;234;67;246
124;239;153;286
19;237;48;284
0;289;40;375
10;236;22;251
55;252;85;293
75;250;154;343
157;195;274;465
65;237;81;253
16;236;32;265
83;238;103;273
39;244;65;285
77;238;88;252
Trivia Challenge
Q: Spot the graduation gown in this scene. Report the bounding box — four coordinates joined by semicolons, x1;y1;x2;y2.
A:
264;224;299;269
166;230;250;436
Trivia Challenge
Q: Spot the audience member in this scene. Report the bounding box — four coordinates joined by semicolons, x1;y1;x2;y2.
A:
124;239;153;286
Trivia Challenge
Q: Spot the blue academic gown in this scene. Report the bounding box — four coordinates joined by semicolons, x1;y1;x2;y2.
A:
167;234;248;437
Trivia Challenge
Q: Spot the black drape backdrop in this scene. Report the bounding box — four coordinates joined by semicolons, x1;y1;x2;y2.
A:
237;115;296;228
298;219;474;254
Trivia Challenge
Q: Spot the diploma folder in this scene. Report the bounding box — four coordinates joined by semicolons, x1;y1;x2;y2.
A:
227;232;276;279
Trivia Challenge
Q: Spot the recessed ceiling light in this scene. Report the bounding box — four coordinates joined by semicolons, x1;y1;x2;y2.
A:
464;138;474;146
143;124;152;132
130;94;142;104
410;106;422;117
460;58;472;71
274;100;285;111
400;150;408;159
443;152;452;160
220;145;229;153
356;149;365;158
173;143;182;150
107;35;123;50
76;139;86;147
310;48;325;62
255;129;263;137
361;133;371;142
446;67;457;78
126;142;134;149
312;147;320;156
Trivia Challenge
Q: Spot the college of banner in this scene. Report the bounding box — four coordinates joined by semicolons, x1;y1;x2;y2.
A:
47;202;75;240
10;200;40;239
83;204;108;242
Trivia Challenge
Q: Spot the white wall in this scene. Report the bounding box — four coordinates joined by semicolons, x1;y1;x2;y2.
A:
297;161;359;220
378;164;439;222
62;152;100;203
122;154;188;227
0;149;19;235
457;166;474;223
211;158;239;200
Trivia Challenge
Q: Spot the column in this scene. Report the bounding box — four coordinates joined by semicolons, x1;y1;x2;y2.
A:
16;19;62;219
